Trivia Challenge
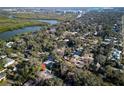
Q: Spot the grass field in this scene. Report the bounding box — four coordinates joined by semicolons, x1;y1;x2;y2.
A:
0;80;8;86
0;13;76;32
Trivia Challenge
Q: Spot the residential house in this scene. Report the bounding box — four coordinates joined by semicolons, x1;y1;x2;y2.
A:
89;39;98;45
0;69;6;74
49;28;56;33
13;67;17;72
101;38;111;45
10;53;18;58
4;58;15;68
0;55;7;59
112;24;120;32
110;48;122;61
22;58;30;62
70;58;84;68
80;53;94;65
72;48;83;58
94;31;98;36
0;72;6;82
63;31;77;37
64;39;69;42
76;13;82;18
37;69;53;80
70;53;94;69
24;80;34;86
6;42;14;48
56;48;65;56
43;56;55;70
44;60;55;67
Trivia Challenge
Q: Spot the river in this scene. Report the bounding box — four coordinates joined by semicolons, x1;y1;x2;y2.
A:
0;19;59;40
36;19;59;25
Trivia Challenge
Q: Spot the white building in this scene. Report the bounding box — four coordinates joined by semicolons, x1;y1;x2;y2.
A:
44;60;55;65
0;55;7;59
4;58;15;68
6;42;14;48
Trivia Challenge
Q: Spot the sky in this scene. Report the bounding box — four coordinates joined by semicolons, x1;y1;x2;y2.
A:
0;0;124;7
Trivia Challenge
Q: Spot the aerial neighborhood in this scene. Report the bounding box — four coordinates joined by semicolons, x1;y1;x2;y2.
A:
0;7;124;86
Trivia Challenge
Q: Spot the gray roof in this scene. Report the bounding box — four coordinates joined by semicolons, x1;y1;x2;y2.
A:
0;72;6;79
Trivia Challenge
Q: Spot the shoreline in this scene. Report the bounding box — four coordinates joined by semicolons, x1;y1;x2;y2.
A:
0;22;48;33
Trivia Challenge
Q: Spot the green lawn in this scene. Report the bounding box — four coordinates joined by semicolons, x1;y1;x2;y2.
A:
0;80;8;86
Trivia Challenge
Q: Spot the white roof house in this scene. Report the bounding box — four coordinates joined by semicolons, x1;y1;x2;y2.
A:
0;55;7;59
94;31;98;35
13;67;17;71
6;42;14;48
4;58;15;68
64;39;69;42
104;39;111;42
44;60;55;65
76;14;82;18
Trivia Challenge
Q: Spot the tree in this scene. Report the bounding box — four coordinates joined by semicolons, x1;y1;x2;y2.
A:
40;77;64;86
95;54;107;66
105;65;124;85
65;69;105;86
66;39;75;47
12;62;37;85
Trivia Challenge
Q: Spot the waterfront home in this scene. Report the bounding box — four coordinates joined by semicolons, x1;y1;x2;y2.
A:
76;13;82;18
49;28;56;33
4;58;15;68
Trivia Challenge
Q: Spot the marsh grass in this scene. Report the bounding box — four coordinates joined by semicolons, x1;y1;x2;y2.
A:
0;16;48;32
